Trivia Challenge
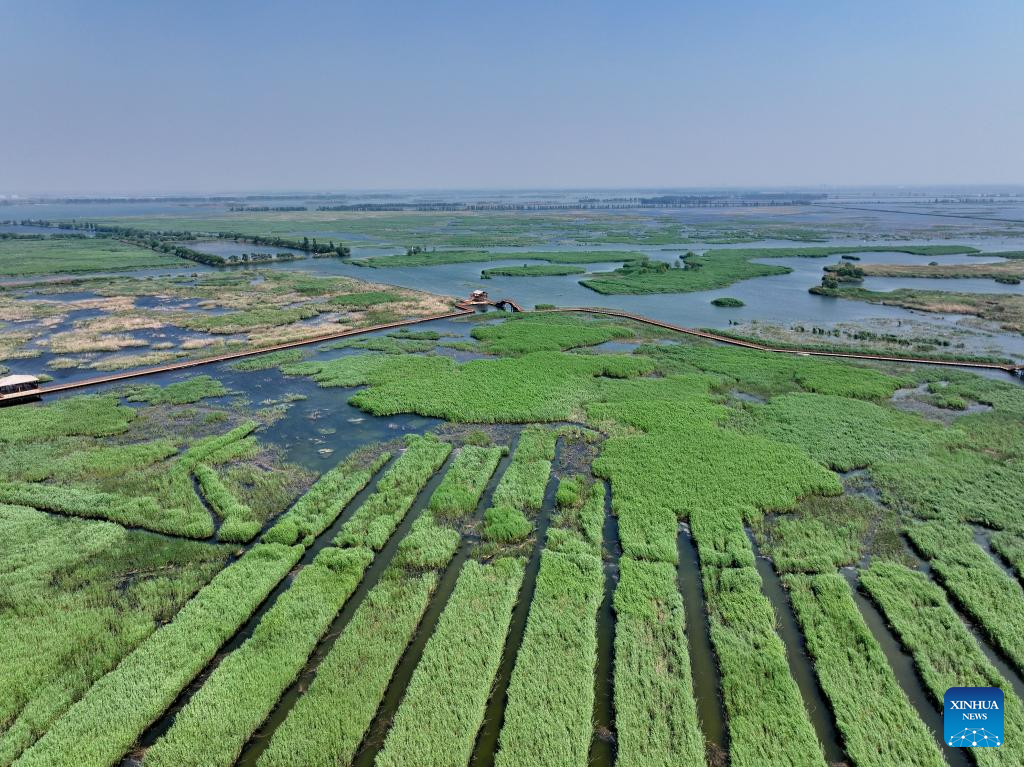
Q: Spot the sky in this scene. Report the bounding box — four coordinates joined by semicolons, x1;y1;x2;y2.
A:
1;0;1022;194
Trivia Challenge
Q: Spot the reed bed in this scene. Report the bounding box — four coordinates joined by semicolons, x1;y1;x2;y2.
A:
16;543;302;767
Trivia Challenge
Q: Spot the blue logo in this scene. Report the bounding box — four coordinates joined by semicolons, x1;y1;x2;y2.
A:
945;687;1004;747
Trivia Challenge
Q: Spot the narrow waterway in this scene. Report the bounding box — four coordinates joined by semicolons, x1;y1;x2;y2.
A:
469;442;563;767
126;449;399;763
747;531;847;765
912;556;1024;702
972;524;1022;584
677;523;727;758
349;440;517;766
840;568;970;767
589;481;619;765
234;448;459;765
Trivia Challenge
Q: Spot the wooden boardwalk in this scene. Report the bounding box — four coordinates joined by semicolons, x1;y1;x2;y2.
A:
3;297;1021;406
540;306;1024;375
0;304;476;404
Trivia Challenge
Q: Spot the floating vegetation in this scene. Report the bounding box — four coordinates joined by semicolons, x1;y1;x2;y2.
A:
711;296;745;307
124;375;228;405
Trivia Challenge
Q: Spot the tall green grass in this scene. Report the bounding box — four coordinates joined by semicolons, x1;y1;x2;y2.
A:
991;531;1024;581
579;245;978;295
229;349;306;371
750;388;1024;531
490;426;556;514
257;489;464;767
376;558;526;767
907;521;1024;675
613;555;706;767
690;507;826;767
471;313;634;355
144;546;374;767
282;350;654;423
352;249;640;268
0;481;211;538
481;264;585;277
752;494;877;573
0;394;135;444
263;447;391;545
0;238;181;277
334;434;451;550
592;375;839;563
646;343;908;399
860;562;1024;766
548;477;604;556
495;484;604;767
123;375;227;405
256;571;439;767
482;426;556;542
0;505;227;766
785;573;945;767
194;463;260;543
427;445;504;521
16;543;302;767
321;289;405;307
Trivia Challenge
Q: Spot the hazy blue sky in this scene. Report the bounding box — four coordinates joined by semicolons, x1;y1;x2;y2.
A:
2;1;1021;194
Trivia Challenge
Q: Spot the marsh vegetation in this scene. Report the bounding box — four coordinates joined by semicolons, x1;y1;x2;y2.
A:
5;201;1024;767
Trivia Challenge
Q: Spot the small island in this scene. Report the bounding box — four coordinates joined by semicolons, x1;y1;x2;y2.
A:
711;297;745;307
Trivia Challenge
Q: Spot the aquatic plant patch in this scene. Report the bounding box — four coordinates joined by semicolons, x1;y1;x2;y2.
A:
991;531;1024;581
229;349;306;371
0;480;213;538
0;506;228;765
427;444;504;521
352;249;643;268
0;394;135;444
376;558;525;767
334;434;451;550
860;562;1024;767
752;494;878;573
785;573;946;767
0;238;183;276
690;506;827;767
495;549;602;767
470;312;636;355
256;570;439;767
285;349;655;423
612;556;705;767
17;543;302;767
907;521;1024;676
144;546;374;767
481;264;586;277
263;446;391;546
124;375;228;405
194;463;260;543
